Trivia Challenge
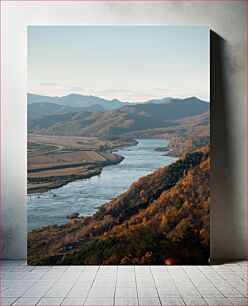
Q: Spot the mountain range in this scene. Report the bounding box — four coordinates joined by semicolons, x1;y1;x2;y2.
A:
28;101;105;118
28;93;129;115
28;93;209;117
28;95;209;137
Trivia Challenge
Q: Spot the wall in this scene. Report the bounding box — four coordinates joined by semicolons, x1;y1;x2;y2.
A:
1;1;247;260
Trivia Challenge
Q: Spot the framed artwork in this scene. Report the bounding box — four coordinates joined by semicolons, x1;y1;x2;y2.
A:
27;26;210;265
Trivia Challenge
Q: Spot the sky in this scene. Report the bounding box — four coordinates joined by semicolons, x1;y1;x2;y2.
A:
28;26;209;102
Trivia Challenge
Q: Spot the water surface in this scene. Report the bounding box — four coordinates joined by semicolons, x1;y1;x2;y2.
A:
28;139;177;230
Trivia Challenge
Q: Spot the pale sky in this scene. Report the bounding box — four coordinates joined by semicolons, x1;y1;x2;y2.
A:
28;26;209;102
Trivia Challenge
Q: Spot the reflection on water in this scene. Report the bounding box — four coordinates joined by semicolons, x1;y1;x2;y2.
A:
28;139;177;230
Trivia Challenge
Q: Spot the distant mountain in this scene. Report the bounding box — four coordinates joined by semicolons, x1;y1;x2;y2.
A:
144;96;208;105
28;102;105;118
28;145;210;265
28;96;209;137
28;93;129;110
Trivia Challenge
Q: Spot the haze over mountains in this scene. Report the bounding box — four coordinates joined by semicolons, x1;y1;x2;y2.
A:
28;93;209;117
28;93;129;116
28;93;209;137
28;101;106;118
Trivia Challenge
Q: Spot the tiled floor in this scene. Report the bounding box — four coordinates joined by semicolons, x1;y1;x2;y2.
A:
1;260;247;306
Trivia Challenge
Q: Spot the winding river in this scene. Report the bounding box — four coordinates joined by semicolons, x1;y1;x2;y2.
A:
28;139;177;230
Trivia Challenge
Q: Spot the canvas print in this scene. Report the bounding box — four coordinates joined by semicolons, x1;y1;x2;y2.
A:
27;26;210;265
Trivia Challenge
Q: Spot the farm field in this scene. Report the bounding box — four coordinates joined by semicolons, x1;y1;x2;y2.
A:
28;135;135;193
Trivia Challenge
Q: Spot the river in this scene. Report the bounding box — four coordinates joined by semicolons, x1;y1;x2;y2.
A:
27;139;177;230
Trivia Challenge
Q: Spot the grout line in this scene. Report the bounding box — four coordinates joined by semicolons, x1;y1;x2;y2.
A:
182;266;207;302
166;267;186;305
149;265;162;306
83;266;100;305
113;266;118;306
212;268;247;297
18;270;61;300
195;266;227;298
1;261;247;305
233;270;247;283
60;265;86;304
134;266;139;305
8;297;19;306
226;296;247;306
35;296;42;306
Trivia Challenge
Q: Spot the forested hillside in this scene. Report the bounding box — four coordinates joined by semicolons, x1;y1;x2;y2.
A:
28;145;210;265
28;98;209;137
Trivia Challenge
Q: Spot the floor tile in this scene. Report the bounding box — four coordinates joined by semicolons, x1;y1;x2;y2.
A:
1;260;246;306
116;279;136;288
22;282;53;297
0;297;17;306
83;266;99;273
204;297;233;305
138;297;161;305
157;288;181;298
37;297;64;305
217;286;244;297
92;280;116;288
12;297;41;305
160;297;185;305
138;287;158;298
32;266;52;272
136;278;155;288
2;289;29;298
49;266;69;272
66;266;85;272
99;266;117;272
182;297;207;305
178;289;201;298
117;266;134;272
115;297;139;305
88;287;115;298
45;284;72;297
84;297;114;305
228;297;248;305
154;280;176;287
115;287;137;298
61;297;86;305
67;285;91;298
197;287;224;297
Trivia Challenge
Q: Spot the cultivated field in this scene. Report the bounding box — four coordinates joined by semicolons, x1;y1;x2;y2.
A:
28;135;135;193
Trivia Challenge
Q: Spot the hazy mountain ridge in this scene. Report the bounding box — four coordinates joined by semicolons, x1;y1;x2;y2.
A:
28;97;209;137
28;102;106;118
28;93;129;110
28;93;209;117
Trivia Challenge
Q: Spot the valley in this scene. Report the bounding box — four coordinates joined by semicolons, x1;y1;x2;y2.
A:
27;93;210;264
28;145;210;265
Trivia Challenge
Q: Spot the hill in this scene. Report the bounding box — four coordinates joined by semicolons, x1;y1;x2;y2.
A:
123;111;210;156
28;145;210;265
144;96;208;105
28;102;105;118
28;93;129;110
28;97;209;137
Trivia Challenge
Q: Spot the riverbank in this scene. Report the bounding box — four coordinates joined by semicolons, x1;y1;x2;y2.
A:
28;135;137;194
28;156;124;194
28;145;210;265
28;139;176;230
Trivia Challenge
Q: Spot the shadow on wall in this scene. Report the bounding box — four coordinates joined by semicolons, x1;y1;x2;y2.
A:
210;31;242;264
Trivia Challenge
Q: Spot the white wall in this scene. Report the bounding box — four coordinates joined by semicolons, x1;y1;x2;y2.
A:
1;1;247;260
